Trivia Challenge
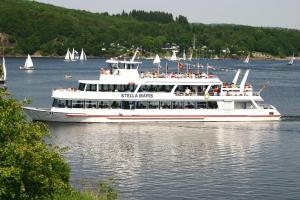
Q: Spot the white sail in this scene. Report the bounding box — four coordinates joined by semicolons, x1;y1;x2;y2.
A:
170;50;177;61
244;54;250;64
24;54;34;69
288;54;294;65
153;54;161;64
2;57;6;81
182;50;186;61
80;48;87;61
64;48;71;60
71;48;75;61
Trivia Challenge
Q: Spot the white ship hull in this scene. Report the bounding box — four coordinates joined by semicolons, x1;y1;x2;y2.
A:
24;107;280;123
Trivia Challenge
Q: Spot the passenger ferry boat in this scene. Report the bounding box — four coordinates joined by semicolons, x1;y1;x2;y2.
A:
24;54;281;122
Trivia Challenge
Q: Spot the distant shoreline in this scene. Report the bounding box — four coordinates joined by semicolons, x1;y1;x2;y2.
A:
3;55;294;61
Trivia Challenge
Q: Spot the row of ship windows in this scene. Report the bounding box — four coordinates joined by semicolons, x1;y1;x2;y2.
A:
53;99;218;109
79;83;216;94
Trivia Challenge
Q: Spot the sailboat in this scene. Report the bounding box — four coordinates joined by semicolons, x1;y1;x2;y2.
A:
0;57;7;84
70;48;79;61
287;54;295;65
153;54;161;64
188;51;193;61
170;50;177;61
244;54;250;64
20;54;34;70
80;48;87;61
182;50;186;61
64;48;71;61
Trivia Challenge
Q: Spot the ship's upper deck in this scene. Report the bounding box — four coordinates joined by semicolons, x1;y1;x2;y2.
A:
52;52;257;100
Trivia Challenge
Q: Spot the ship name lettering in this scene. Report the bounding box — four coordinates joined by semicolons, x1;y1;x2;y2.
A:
121;93;153;98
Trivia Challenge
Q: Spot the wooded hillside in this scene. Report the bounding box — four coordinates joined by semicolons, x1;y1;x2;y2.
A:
0;0;299;57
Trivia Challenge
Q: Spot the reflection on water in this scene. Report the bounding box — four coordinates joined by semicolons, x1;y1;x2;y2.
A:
49;121;300;199
5;58;300;199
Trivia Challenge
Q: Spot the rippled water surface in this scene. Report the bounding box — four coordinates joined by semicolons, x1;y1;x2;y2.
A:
5;58;300;199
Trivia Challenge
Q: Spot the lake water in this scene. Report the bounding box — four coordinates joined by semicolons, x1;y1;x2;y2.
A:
5;58;300;199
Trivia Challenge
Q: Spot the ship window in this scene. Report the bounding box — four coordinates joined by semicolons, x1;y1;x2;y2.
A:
78;83;86;91
172;101;184;109
86;84;97;91
175;85;197;96
98;101;110;109
128;84;136;92
102;85;109;92
66;100;72;108
138;85;174;93
208;101;218;109
160;101;171;109
57;100;66;108
85;101;97;108
136;101;148;109
196;102;207;109
52;99;59;107
72;100;84;108
197;86;206;95
184;101;195;109
118;63;125;69
111;101;121;109
116;85;125;92
122;101;135;109
148;101;159;109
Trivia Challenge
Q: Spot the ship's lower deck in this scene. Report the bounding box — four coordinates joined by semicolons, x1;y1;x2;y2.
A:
24;107;281;122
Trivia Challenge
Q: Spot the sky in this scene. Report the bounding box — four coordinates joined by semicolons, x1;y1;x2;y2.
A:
36;0;300;30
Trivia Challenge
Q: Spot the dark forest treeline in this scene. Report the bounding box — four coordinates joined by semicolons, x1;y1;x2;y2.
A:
0;0;300;57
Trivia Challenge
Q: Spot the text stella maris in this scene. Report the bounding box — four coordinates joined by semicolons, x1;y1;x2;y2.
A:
121;93;153;98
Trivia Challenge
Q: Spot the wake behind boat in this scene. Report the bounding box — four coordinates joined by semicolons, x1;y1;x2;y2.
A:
24;54;281;123
20;54;34;70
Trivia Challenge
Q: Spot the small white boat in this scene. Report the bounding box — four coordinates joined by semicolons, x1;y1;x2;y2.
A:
64;74;72;79
153;54;161;64
20;54;34;70
64;48;71;61
80;48;87;61
244;54;250;64
170;50;177;61
182;49;186;61
70;48;79;61
287;54;294;65
0;56;7;84
188;51;193;61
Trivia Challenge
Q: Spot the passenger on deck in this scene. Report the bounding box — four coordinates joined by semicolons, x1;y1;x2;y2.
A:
213;86;219;96
185;87;191;96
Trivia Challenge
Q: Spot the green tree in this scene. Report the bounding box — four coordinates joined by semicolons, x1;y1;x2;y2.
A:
0;89;70;200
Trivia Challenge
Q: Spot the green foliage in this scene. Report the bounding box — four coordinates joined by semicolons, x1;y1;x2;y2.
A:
0;89;70;200
176;15;189;25
53;178;118;200
129;10;174;24
0;0;300;56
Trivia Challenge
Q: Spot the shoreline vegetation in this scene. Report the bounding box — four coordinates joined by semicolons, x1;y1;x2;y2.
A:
2;54;297;61
1;0;300;60
0;89;118;199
